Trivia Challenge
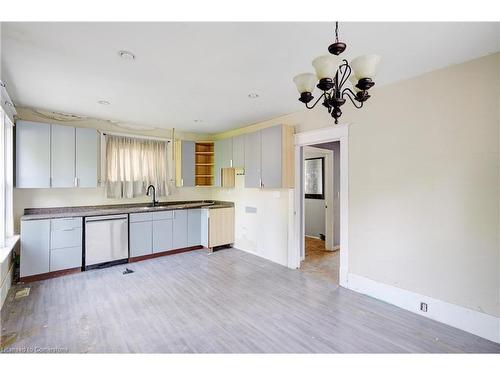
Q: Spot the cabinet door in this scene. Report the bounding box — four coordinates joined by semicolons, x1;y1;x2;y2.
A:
215;138;233;186
232;134;245;168
181;140;195;187
20;219;50;277
16;121;51;188
187;209;201;247
130;221;153;257
152;219;173;253
50;124;75;187
76;127;98;187
244;131;261;188
208;207;235;248
261;125;283;188
172;209;188;249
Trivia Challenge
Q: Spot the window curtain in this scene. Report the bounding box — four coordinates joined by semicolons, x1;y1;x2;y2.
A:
105;135;169;199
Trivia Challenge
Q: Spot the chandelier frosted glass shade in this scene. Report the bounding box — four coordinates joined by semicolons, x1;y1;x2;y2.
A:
350;54;381;80
292;22;380;125
293;73;317;94
312;55;341;80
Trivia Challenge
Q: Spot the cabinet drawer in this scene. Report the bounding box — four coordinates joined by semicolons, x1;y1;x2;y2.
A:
152;210;174;221
50;227;82;249
51;217;82;230
50;246;82;272
130;212;153;223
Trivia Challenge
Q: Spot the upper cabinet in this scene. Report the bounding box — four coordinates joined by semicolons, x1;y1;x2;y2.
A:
244;131;262;188
51;124;75;187
75;127;98;187
16;120;51;188
175;140;195;187
16;120;98;188
244;124;294;189
214;138;232;187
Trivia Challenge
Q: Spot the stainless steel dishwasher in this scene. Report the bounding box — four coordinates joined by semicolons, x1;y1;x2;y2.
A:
85;214;128;269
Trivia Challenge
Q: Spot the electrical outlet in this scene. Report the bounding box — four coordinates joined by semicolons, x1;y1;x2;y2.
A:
420;302;428;312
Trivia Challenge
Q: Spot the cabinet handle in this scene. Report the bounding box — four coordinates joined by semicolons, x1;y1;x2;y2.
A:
74;177;79;187
181;178;184;187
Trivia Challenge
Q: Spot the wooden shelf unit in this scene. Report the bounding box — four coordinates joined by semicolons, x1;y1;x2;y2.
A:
195;142;214;186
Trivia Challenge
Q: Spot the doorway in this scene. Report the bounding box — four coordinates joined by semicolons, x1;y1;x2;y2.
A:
300;143;340;284
290;125;349;288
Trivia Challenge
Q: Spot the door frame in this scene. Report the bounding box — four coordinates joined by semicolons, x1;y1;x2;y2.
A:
289;124;349;288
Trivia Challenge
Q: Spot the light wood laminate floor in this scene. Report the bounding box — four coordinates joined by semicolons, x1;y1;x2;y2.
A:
1;248;499;353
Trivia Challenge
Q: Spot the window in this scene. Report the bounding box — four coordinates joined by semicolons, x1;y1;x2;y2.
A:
0;108;14;247
304;157;324;200
104;134;170;199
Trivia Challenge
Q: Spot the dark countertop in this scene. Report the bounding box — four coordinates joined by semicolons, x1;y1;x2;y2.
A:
21;200;234;221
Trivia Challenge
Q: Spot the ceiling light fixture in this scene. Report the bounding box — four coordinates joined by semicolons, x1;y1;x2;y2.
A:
97;100;111;105
293;22;381;124
118;50;136;60
248;93;259;99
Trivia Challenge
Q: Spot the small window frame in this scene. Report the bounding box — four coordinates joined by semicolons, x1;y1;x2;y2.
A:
304;156;325;200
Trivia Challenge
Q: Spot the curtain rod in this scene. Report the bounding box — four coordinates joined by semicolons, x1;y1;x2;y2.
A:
100;130;171;142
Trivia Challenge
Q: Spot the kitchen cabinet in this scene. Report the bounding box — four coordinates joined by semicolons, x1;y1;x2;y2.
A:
16;120;98;188
16;120;51;188
206;207;234;249
175;140;195;187
130;213;153;258
261;125;283;188
244;131;261;188
20;219;50;277
214;138;232;187
172;209;188;249
187;209;201;247
49;217;82;272
152;218;174;253
243;124;294;189
51;124;75;188
75;127;98;187
20;217;82;277
232;134;245;168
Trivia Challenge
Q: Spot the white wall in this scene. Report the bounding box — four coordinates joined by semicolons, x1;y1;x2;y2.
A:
213;173;292;267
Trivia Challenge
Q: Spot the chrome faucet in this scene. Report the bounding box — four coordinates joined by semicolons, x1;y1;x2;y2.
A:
146;185;158;207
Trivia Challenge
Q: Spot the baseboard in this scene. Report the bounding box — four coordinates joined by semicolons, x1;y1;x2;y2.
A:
347;273;500;344
0;263;13;311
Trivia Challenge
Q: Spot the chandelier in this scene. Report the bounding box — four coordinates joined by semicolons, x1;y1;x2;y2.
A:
293;22;381;124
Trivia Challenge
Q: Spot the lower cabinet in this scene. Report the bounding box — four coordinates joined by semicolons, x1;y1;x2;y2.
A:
130;220;153;257
206;207;235;249
187;209;201;247
20;217;83;278
20;219;50;278
153;219;174;253
172;209;188;249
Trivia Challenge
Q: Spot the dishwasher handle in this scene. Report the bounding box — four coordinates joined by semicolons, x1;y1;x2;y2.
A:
85;214;128;223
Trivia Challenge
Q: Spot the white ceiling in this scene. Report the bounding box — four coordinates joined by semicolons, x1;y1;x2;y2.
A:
2;22;499;133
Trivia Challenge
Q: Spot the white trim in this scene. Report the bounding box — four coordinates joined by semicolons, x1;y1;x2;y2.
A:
348;273;500;344
293;124;349;287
